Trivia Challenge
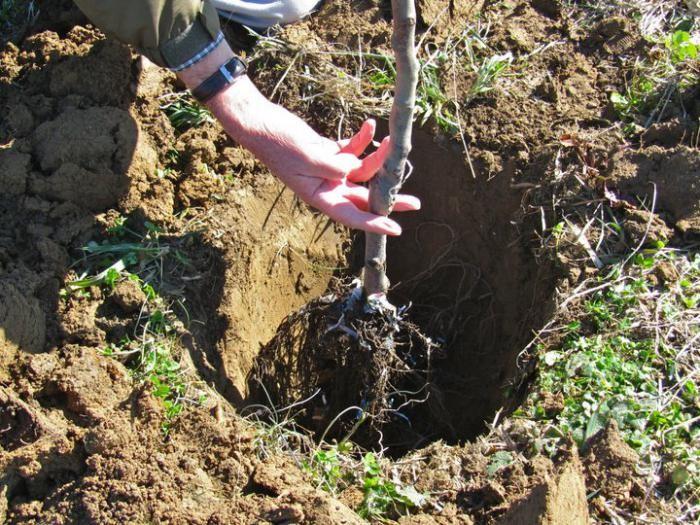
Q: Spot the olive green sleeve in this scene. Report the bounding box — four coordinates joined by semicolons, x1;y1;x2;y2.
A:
72;0;222;69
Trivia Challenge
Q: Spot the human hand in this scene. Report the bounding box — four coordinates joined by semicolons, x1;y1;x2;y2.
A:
207;77;420;235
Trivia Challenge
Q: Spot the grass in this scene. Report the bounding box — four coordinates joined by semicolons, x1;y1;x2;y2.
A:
563;0;696;38
64;217;205;435
160;92;214;132
248;20;520;136
609;27;699;133
560;0;699;134
301;443;425;521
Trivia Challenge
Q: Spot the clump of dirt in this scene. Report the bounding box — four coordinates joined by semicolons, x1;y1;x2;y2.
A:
607;145;700;235
394;440;589;524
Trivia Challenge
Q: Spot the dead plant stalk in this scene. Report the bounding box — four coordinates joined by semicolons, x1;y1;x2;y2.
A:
364;0;419;297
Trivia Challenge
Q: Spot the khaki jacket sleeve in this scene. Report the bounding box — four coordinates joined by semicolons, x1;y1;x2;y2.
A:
73;0;222;69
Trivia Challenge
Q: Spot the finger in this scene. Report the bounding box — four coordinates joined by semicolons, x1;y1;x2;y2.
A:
342;183;421;212
338;119;376;156
347;136;391;183
324;199;403;236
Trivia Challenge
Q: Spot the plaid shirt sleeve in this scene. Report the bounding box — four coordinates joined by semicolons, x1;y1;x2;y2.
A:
73;0;224;70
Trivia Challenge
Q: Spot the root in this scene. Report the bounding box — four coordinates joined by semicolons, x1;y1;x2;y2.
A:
248;280;443;448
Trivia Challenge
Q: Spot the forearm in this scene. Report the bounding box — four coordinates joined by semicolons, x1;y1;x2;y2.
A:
177;44;329;190
175;35;417;236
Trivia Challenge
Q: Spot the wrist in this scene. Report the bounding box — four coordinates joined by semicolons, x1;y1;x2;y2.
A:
176;40;236;90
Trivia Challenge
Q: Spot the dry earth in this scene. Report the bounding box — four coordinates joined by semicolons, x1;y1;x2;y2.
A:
0;0;698;523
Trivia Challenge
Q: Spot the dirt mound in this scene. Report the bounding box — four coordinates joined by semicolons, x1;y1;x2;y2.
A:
498;455;589;525
608;145;700;235
583;420;645;514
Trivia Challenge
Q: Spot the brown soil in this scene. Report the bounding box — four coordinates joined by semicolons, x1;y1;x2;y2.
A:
0;0;696;523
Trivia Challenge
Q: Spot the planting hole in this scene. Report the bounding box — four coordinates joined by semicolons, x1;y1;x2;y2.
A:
241;126;556;451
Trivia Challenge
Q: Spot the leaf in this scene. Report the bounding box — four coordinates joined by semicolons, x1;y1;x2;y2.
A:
395;485;426;508
487;451;514;477
584;409;609;442
666;30;699;62
671;465;690;487
610;92;627;106
543;351;562;366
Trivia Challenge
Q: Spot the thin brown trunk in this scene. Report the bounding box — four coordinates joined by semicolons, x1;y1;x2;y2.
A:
363;0;419;298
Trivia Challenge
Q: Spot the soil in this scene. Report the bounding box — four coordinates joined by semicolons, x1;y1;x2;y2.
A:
0;0;696;523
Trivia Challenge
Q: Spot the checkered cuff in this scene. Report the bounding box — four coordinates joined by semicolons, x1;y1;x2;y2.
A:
169;31;225;72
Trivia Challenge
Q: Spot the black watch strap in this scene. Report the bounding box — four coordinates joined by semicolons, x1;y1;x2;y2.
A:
191;57;247;103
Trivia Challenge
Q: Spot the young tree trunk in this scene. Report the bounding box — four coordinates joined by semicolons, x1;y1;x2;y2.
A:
363;0;419;298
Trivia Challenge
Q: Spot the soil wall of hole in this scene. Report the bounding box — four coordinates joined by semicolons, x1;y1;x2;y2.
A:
379;126;556;442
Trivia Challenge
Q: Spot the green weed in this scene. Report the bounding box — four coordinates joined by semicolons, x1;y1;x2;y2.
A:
357;452;425;521
67;218;203;436
522;251;700;500
248;404;426;522
610;28;699;130
666;30;699;63
300;440;426;521
469;52;513;98
161;93;214;132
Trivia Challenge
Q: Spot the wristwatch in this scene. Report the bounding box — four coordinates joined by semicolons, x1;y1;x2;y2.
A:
191;57;247;103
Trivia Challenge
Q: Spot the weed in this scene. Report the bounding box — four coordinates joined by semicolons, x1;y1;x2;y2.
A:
666;29;699;63
520;249;700;505
469;52;514;98
416;58;458;132
246;401;427;521
609;27;699;129
300;440;426;521
66;218;204;436
160;93;214;132
357;452;425;521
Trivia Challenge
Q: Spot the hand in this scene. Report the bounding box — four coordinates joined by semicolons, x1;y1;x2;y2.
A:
206;77;420;236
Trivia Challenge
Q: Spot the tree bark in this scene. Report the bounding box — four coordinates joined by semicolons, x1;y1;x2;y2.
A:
363;0;419;298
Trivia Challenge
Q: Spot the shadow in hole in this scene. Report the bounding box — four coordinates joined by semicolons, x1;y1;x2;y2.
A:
173;234;242;406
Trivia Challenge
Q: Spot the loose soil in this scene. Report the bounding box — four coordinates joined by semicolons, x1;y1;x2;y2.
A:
1;0;697;523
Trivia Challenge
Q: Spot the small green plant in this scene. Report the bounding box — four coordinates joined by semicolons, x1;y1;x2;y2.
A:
161;94;214;131
522;251;700;500
68;218;203;436
610;28;699;129
138;339;187;434
416;58;458;132
302;441;354;493
665;30;698;63
299;440;426;520
610;76;655;119
469;52;513;97
358;452;425;521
